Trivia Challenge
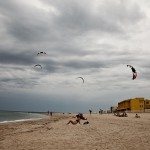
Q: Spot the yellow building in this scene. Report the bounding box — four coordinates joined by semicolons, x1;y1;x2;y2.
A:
117;97;150;112
118;100;130;111
131;98;145;112
145;99;150;109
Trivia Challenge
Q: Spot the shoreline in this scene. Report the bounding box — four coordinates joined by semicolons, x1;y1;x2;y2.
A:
0;117;45;124
0;111;47;124
0;113;70;125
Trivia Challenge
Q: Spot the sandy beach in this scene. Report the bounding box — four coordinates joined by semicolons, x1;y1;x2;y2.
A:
0;113;150;150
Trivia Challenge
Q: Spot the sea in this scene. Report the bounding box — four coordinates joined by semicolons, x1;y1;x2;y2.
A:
0;110;46;123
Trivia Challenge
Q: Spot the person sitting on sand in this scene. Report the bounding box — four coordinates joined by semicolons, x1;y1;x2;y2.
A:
67;113;87;125
135;114;140;118
76;113;87;120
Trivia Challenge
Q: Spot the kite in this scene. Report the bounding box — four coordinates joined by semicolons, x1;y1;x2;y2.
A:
34;64;42;69
127;65;137;80
37;52;46;55
77;77;84;83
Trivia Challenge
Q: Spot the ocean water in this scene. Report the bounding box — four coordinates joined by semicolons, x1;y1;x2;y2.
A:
0;111;45;123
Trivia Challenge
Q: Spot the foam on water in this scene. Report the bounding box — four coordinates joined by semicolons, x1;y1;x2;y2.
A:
0;111;46;123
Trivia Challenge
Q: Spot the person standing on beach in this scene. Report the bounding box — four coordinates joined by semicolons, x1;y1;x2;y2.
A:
50;112;52;116
99;109;102;114
47;111;50;115
99;110;101;114
89;109;92;115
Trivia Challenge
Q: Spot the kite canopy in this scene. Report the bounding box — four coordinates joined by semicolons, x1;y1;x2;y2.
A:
37;52;46;55
127;65;137;80
34;64;42;69
77;77;84;83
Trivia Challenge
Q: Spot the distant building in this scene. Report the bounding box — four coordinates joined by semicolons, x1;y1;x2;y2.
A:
110;106;117;113
117;98;150;112
145;99;150;109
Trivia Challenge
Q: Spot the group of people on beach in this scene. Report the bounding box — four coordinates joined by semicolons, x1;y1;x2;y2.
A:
66;111;142;126
67;109;105;125
114;111;128;117
89;109;104;115
50;110;141;126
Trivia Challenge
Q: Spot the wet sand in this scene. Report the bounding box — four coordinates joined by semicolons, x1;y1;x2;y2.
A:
0;113;150;150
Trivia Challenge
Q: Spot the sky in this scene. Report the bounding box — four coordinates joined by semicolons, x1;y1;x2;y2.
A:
0;0;150;113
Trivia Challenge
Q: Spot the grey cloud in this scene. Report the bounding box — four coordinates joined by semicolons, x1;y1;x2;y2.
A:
45;0;145;35
0;50;35;65
63;60;106;70
0;1;56;43
99;0;145;25
42;57;113;73
0;0;145;59
0;76;40;90
0;0;144;45
52;1;121;34
44;64;60;73
47;46;97;57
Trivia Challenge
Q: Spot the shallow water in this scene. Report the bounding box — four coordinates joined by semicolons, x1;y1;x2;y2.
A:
0;110;45;123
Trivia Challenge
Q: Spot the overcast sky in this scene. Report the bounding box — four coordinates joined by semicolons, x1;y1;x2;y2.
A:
0;0;150;113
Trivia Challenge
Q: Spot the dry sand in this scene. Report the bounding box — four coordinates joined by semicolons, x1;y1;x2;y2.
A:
0;113;150;150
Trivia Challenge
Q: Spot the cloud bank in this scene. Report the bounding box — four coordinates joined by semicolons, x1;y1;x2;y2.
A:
0;0;150;112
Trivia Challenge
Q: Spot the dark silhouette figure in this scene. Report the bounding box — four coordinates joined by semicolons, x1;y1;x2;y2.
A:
89;109;92;115
50;112;53;116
